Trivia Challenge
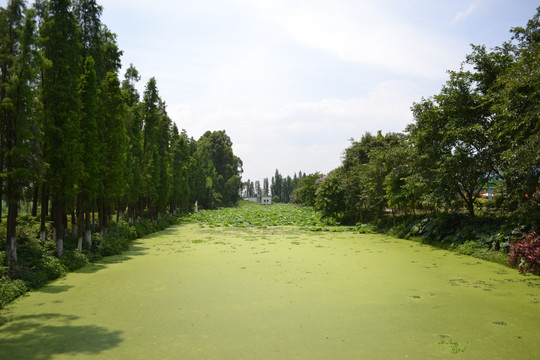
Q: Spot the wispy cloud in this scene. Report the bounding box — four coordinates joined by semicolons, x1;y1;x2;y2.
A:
244;0;464;79
453;4;478;23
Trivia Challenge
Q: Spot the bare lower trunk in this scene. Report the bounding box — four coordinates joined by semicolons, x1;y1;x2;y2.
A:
9;236;17;265
72;210;77;237
85;229;92;248
31;183;39;217
56;237;64;258
40;183;49;244
85;211;92;248
6;198;18;267
116;201;120;233
54;201;64;258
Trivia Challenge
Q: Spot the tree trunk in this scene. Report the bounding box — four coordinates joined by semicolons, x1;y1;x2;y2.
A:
466;197;475;217
0;178;3;220
53;200;64;258
72;210;77;237
85;211;92;248
99;198;105;238
116;199;120;233
6;189;18;267
77;196;83;253
40;183;49;243
31;182;39;217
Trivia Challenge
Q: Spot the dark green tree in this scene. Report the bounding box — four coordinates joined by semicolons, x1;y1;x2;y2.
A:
0;0;40;266
141;77;162;218
155;100;171;216
408;70;496;217
491;10;540;220
121;64;144;222
40;0;82;257
292;172;322;206
76;55;99;250
197;130;242;207
97;71;127;233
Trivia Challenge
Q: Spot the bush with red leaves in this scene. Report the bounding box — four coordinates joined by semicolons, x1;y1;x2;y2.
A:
508;230;540;275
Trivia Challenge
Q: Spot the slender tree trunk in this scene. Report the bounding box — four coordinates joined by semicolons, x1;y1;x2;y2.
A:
466;196;475;217
53;200;64;258
99;198;105;238
71;210;77;237
0;178;3;220
115;199;120;233
76;196;83;253
85;211;92;248
63;213;69;238
40;183;49;243
31;182;39;217
6;179;18;267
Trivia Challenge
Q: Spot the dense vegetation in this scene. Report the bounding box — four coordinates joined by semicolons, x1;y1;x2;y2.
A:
0;0;242;270
290;9;540;273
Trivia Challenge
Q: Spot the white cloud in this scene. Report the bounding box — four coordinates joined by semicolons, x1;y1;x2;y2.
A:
169;79;426;180
242;0;465;79
453;4;478;23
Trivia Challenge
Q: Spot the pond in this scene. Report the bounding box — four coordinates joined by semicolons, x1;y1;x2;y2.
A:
1;224;539;359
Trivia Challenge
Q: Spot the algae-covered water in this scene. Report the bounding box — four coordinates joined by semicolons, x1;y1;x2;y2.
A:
1;224;539;359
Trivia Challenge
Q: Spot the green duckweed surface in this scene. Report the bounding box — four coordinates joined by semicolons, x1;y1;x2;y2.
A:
1;224;539;359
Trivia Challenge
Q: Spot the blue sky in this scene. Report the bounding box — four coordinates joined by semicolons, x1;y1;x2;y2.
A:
4;0;539;181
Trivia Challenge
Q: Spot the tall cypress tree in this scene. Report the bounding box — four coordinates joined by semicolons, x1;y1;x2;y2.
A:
169;124;192;214
141;77;161;218
122;64;144;222
0;0;40;267
156;101;171;216
77;56;99;251
40;0;82;257
97;72;126;233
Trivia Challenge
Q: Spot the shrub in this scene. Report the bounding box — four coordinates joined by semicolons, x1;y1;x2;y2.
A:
60;250;89;271
0;251;7;277
0;279;27;309
456;241;489;256
132;220;152;238
98;233;131;257
18;256;67;289
508;231;540;275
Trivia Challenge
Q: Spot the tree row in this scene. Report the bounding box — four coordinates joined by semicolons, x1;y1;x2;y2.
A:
0;0;242;268
294;8;540;226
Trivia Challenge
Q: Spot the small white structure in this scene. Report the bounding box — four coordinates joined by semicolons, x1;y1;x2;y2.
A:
261;196;272;205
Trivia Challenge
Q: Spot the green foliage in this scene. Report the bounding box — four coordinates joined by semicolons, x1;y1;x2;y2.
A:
314;170;346;223
18;256;67;289
60;249;89;271
196;130;242;208
189;203;327;229
292;172;321;206
0;278;27;309
98;232;131;257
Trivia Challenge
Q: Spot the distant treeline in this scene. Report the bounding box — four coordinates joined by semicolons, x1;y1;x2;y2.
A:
241;170;308;203
295;8;540;227
0;0;242;267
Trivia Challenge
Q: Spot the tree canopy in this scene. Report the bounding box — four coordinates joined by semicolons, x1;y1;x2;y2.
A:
0;0;243;268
